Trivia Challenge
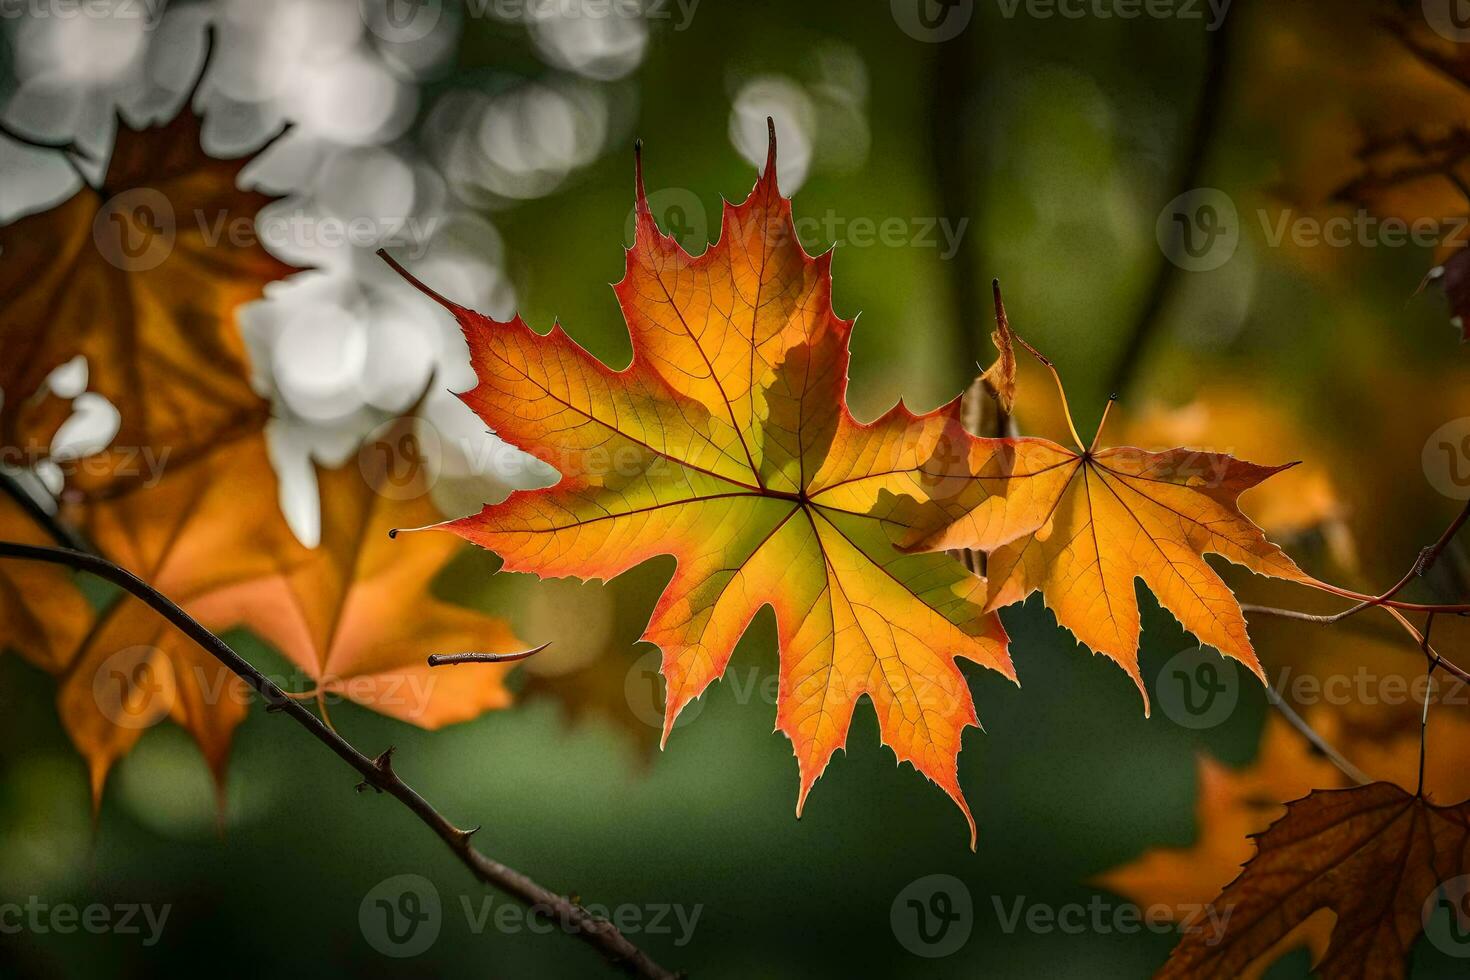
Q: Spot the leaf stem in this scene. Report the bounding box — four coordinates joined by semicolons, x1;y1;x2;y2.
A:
1012;333;1087;453
0;540;676;980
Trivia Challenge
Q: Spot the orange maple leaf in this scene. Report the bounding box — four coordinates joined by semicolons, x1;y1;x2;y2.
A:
0;52;295;490
1160;782;1470;980
57;433;304;801
39;419;523;805
188;419;527;730
906;348;1307;705
381;126;1013;845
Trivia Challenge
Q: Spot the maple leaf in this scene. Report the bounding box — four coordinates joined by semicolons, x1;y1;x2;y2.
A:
1117;383;1357;572
196;418;526;729
55;433;303;801
0;49;295;491
381;125;1013;844
1160;782;1470;980
905;350;1307;705
41;418;525;804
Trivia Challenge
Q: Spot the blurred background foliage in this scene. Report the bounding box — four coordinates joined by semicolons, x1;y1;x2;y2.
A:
3;0;1470;976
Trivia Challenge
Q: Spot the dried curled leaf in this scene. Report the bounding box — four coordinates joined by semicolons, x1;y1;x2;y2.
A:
383;127;1013;844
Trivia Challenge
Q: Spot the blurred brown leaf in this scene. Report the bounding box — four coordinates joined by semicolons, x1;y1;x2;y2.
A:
56;433;302;802
0;90;296;492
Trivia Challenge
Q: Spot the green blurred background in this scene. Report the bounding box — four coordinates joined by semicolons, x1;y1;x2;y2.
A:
4;0;1470;976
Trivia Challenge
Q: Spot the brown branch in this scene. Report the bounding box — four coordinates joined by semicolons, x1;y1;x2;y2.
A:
0;470;90;553
1107;8;1239;397
1291;498;1470;621
928;18;986;386
428;645;550;667
0;541;676;980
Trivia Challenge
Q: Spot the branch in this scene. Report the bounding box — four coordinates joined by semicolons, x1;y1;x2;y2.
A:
928;21;987;386
0;470;90;553
1106;10;1239;397
1292;498;1470;620
1242;603;1470;686
428;645;550;667
1262;683;1372;786
0;541;676;980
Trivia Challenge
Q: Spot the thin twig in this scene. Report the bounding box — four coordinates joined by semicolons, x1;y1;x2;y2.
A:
1262;684;1372;786
1241;603;1470;686
428;645;550;667
0;541;676;980
1289;498;1470;620
1419;613;1439;798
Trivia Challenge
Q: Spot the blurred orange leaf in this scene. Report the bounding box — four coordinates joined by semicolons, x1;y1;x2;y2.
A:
193;420;527;731
0;494;92;673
